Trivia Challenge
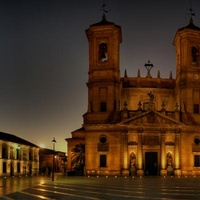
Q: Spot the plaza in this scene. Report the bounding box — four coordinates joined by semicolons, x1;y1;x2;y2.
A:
0;175;200;199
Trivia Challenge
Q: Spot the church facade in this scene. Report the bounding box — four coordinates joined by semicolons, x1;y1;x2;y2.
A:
66;15;200;176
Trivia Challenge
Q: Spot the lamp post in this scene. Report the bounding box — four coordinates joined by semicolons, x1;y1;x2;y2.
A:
52;137;56;181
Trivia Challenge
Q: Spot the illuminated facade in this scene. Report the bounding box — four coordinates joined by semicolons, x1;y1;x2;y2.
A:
66;16;200;176
0;131;39;177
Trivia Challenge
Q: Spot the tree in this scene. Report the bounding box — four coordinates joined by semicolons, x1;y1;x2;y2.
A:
71;143;85;175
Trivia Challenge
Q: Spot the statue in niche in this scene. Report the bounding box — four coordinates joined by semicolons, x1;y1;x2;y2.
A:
166;152;174;175
167;152;173;166
130;153;136;167
129;152;136;176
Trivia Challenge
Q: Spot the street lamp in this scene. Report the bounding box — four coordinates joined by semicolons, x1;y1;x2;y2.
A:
52;137;56;181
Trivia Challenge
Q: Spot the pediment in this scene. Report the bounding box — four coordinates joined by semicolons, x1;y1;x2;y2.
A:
119;110;185;127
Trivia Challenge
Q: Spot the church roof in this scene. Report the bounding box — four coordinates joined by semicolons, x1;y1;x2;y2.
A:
0;131;39;147
178;18;200;31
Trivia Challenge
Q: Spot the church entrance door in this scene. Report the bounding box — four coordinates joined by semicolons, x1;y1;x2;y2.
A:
145;152;158;175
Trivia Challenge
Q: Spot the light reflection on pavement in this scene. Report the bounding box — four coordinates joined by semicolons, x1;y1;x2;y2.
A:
1;175;200;199
0;174;52;196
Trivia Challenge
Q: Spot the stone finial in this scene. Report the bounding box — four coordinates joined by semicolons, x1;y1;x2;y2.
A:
169;71;173;79
157;70;160;78
124;69;127;77
137;69;141;78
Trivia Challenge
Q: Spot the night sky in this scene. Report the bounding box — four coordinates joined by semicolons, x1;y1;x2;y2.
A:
0;0;199;152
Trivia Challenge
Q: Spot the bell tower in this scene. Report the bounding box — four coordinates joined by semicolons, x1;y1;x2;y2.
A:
173;18;200;119
84;15;122;124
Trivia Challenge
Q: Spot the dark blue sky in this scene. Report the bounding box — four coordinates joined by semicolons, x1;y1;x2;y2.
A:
0;0;199;152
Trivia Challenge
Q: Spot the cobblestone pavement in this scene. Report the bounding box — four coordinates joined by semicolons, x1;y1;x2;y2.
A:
1;175;200;199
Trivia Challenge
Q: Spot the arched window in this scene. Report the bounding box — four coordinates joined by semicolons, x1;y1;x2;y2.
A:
2;144;8;159
194;137;200;167
191;46;199;64
16;146;21;160
99;43;108;62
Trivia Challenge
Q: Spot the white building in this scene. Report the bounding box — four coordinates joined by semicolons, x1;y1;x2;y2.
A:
0;131;39;177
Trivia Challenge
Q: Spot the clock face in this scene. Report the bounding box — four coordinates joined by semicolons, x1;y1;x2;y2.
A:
194;74;199;80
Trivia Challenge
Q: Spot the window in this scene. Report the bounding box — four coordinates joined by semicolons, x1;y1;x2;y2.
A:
2;146;7;159
194;104;199;114
99;88;107;111
194;155;200;167
192;46;199;64
98;136;109;151
100;102;107;112
100;136;107;144
100;155;106;167
16;148;21;160
17;163;20;173
29;149;33;161
194;138;200;145
99;43;108;62
3;162;6;173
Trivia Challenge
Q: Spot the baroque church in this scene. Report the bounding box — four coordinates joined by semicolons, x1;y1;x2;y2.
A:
66;13;200;176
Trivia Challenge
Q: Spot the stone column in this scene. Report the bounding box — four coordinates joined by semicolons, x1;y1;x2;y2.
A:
122;130;129;176
160;133;167;176
0;143;2;174
137;132;144;176
174;133;181;175
7;144;10;159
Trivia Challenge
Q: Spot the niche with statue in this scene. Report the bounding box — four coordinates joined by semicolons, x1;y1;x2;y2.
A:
166;152;174;175
129;152;136;176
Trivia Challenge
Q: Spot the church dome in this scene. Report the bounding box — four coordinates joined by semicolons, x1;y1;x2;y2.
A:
178;18;200;31
89;14;121;30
